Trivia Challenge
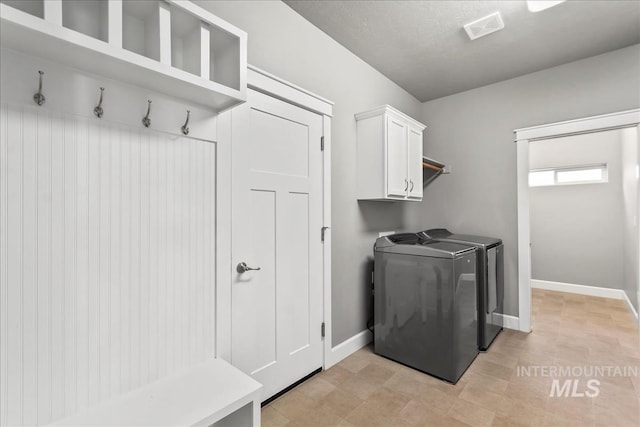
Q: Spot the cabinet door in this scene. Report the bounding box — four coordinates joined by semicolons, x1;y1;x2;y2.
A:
407;126;423;199
386;116;408;197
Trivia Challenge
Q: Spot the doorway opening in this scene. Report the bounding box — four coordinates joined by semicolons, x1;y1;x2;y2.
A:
514;109;640;332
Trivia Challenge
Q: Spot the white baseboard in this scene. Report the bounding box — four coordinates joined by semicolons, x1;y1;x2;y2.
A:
622;291;639;324
493;313;521;331
531;279;639;324
531;279;624;299
325;329;372;369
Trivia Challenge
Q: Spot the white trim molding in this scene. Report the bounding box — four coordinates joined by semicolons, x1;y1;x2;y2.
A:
514;109;640;142
516;138;532;333
247;65;333;117
514;109;640;335
325;330;372;369
321;115;333;370
493;313;520;331
531;279;639;324
531;279;624;299
624;292;639;324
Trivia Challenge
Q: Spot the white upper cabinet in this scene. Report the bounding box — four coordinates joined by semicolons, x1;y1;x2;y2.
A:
0;0;247;112
356;105;426;201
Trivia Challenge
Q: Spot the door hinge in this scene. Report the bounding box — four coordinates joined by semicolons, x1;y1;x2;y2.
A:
321;136;324;151
321;322;325;338
321;226;329;242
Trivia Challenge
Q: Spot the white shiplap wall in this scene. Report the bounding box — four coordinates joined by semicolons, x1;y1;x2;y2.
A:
0;104;216;426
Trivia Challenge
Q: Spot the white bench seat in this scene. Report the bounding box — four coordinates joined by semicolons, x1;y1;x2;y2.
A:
49;358;262;427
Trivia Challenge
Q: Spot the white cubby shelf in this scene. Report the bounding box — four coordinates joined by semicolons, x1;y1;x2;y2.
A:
0;0;247;112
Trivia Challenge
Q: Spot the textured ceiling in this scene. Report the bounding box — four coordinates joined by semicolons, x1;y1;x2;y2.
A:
285;1;640;102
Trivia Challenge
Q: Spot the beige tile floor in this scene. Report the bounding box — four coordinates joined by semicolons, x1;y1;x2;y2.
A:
262;289;640;426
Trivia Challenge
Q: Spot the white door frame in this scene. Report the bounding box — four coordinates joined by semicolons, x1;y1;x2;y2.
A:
215;65;334;368
514;108;640;333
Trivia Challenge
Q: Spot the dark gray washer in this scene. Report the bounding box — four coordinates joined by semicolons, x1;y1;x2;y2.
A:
373;234;478;383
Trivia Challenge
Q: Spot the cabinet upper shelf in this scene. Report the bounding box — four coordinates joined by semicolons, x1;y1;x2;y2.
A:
0;0;247;112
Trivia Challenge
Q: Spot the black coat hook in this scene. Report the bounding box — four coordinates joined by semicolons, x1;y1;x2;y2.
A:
94;87;104;118
181;110;190;135
33;70;45;106
142;100;151;128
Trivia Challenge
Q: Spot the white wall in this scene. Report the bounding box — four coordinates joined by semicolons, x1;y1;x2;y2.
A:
529;130;624;289
194;0;422;346
412;44;640;316
621;126;640;311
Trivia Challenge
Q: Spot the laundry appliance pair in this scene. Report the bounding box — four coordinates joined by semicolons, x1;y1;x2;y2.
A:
373;229;503;383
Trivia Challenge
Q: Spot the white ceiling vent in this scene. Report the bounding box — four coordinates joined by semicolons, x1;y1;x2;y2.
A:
463;12;505;41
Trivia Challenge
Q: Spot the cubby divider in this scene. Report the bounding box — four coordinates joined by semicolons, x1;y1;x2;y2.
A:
107;0;122;48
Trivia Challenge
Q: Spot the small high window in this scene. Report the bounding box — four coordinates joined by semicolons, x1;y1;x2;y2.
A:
529;164;608;187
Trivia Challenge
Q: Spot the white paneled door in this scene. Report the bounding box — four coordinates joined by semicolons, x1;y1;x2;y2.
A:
231;89;324;400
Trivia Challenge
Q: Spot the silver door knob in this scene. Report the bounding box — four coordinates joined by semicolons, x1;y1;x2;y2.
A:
237;262;261;274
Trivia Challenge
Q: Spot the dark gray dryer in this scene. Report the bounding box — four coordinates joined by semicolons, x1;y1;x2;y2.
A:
373;233;478;384
419;229;504;350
